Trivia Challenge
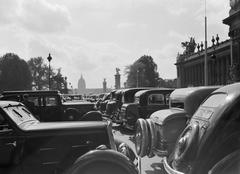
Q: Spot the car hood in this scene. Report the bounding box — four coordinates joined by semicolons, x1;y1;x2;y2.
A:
20;121;108;132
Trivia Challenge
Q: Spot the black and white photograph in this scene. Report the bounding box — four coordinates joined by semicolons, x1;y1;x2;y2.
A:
0;0;240;173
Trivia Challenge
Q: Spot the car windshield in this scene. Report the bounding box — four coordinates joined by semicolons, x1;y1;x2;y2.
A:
3;104;38;126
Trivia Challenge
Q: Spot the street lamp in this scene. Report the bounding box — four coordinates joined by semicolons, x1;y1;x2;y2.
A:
47;53;52;90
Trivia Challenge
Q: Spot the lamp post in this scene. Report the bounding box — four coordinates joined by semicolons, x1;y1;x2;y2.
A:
47;53;52;90
204;0;208;86
136;69;139;87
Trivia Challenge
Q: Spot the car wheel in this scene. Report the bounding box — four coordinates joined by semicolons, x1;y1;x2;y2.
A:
146;119;156;158
66;150;138;174
135;118;149;157
80;111;102;121
65;110;79;121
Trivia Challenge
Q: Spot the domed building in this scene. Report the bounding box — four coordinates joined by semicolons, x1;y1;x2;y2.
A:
78;75;86;94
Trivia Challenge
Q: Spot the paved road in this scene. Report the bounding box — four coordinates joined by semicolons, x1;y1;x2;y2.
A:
112;124;166;174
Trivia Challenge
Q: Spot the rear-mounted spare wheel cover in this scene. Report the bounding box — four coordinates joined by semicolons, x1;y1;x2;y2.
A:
135;118;149;157
146;119;156;158
173;122;199;168
67;150;138;174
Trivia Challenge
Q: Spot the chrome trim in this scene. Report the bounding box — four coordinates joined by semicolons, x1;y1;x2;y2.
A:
106;120;117;150
162;157;184;174
137;156;142;174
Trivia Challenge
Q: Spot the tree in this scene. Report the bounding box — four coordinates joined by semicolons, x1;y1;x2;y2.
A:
28;57;49;90
51;68;68;93
0;53;32;92
28;57;68;93
125;55;159;87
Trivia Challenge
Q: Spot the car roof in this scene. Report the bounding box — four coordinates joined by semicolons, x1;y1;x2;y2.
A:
2;90;60;95
134;88;174;97
170;86;221;102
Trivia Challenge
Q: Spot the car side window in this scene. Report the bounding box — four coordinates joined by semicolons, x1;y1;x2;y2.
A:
28;96;40;106
45;96;58;106
148;94;165;105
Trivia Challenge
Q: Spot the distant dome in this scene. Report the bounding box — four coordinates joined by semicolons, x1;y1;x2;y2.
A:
78;74;86;94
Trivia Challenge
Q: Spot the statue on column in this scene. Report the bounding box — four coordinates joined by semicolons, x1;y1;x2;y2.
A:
230;0;240;15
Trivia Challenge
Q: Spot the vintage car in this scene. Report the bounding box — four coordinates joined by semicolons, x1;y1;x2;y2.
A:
119;88;174;130
135;86;220;158
0;101;138;174
159;82;240;174
0;90;96;122
105;88;147;121
96;92;110;113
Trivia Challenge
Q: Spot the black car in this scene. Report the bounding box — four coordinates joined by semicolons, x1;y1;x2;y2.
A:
0;100;138;174
160;83;240;174
0;90;96;122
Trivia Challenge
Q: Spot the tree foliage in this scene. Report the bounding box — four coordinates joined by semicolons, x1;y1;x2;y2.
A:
0;53;32;92
125;55;159;87
28;57;49;90
28;57;68;93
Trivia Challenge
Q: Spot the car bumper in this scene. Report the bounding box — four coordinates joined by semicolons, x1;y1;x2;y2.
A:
162;157;184;174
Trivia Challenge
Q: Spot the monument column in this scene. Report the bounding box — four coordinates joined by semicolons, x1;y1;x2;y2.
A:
223;0;240;81
115;68;121;89
103;78;107;92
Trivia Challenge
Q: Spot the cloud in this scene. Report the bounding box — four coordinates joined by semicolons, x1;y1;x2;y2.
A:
18;0;71;33
0;0;19;25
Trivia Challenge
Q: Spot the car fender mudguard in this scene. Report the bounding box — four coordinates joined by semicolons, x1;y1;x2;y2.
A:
66;150;138;174
80;111;103;121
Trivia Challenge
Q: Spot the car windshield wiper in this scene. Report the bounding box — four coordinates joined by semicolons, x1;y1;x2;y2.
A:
4;103;22;108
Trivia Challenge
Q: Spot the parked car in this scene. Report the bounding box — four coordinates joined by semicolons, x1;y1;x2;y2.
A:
108;88;149;123
0;100;138;174
105;89;122;118
119;88;174;130
95;92;110;113
160;82;240;174
0;90;96;122
135;86;220;158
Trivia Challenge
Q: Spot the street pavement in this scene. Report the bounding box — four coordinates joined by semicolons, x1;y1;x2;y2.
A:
112;124;166;174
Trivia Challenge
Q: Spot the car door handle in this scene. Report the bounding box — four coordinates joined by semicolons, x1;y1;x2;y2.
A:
6;141;16;147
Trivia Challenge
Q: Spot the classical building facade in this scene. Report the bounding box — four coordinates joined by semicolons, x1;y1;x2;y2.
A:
176;1;240;88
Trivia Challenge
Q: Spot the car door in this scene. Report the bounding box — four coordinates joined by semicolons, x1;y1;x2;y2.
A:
0;113;22;174
40;95;63;121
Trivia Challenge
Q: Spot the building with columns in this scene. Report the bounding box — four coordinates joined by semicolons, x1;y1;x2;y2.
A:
176;1;240;88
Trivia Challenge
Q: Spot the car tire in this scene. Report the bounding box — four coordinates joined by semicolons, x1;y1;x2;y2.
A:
80;111;102;121
146;119;156;158
65;110;79;121
66;150;138;174
135;118;149;157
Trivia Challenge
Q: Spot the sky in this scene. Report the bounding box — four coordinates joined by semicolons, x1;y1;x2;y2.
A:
0;0;230;89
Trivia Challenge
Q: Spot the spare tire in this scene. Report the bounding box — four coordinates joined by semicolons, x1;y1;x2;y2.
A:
135;118;149;157
66;150;138;174
80;111;103;121
146;119;156;158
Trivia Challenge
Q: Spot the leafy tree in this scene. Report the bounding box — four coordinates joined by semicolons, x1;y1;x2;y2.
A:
0;53;32;92
52;68;68;93
125;55;159;87
28;57;49;90
28;57;68;93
